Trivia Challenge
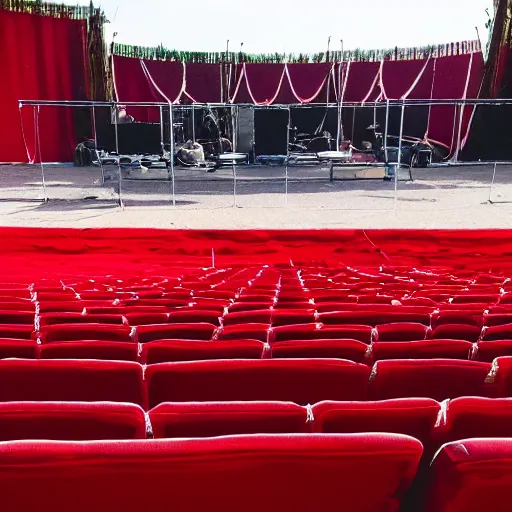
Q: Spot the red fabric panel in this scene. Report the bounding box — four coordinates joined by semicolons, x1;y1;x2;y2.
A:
112;56;162;122
286;63;331;103
185;63;222;103
381;59;429;100
0;435;422;512
143;59;184;102
427;54;472;149
0;11;88;162
237;64;285;105
344;62;380;102
405;58;435;100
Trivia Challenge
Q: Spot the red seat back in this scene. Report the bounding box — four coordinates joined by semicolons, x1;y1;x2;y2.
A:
0;402;146;441
0;435;422;512
145;359;371;408
150;401;309;438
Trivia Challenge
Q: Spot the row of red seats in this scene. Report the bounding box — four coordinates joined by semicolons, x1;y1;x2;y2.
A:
1;357;512;408
3;337;512;364
0;434;506;512
5;318;512;349
0;397;505;448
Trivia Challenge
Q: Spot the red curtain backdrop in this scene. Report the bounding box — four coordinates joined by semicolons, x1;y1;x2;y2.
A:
0;10;89;163
112;52;484;151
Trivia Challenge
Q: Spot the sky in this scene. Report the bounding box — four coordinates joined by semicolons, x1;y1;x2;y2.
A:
70;0;493;54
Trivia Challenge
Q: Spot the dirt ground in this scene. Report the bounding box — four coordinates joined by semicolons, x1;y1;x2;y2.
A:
0;162;511;229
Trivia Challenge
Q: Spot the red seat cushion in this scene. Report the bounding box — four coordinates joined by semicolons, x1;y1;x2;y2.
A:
39;341;139;362
135;323;216;343
372;340;473;361
149;401;309;438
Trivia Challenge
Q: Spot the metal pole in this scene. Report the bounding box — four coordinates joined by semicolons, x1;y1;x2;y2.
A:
232;161;237;208
168;103;176;206
34;106;48;202
384;99;390;164
452;102;464;163
394;101;405;211
489;161;498;203
351;107;356;141
285;106;290;205
192;104;196;143
113;104;123;208
159;106;164;151
91;106;105;186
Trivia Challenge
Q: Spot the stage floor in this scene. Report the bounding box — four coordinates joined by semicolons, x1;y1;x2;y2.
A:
0;163;512;229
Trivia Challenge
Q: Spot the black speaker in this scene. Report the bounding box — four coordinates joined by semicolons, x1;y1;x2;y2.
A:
236;106;255;161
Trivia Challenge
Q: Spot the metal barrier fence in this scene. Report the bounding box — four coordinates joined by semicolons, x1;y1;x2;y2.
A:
12;99;512;212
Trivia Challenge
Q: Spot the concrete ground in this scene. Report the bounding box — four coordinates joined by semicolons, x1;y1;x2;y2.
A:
0;162;511;229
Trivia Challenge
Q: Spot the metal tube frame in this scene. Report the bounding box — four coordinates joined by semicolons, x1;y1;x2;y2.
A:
168;103;176;206
91;106;105;186
34;106;48;203
285;106;290;204
113;107;123;208
394;102;405;211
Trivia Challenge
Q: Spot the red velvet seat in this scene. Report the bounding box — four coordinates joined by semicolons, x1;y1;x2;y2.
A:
150;401;309;438
430;324;482;342
216;323;270;343
431;310;484;328
443;397;512;443
475;340;512;362
0;402;146;441
145;359;371;408
271;323;373;344
141;340;265;364
222;310;272;326
481;324;512;341
40;341;139;362
368;359;492;401
135;323;216;343
270;339;368;363
271;309;316;326
312;398;441;449
0;359;144;407
123;312;169;326
39;324;133;343
0;339;38;359
227;302;274;313
0;434;422;512
372;340;473;361
168;310;221;326
38;312;125;327
484;314;512;327
0;325;33;340
426;438;512;512
0;311;34;325
319;310;432;327
374;323;429;342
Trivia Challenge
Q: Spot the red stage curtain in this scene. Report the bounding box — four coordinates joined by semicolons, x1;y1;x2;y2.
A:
427;54;472;150
344;62;380;102
381;59;430;100
185;64;222;103
0;10;89;163
113;56;163;123
286;64;330;103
